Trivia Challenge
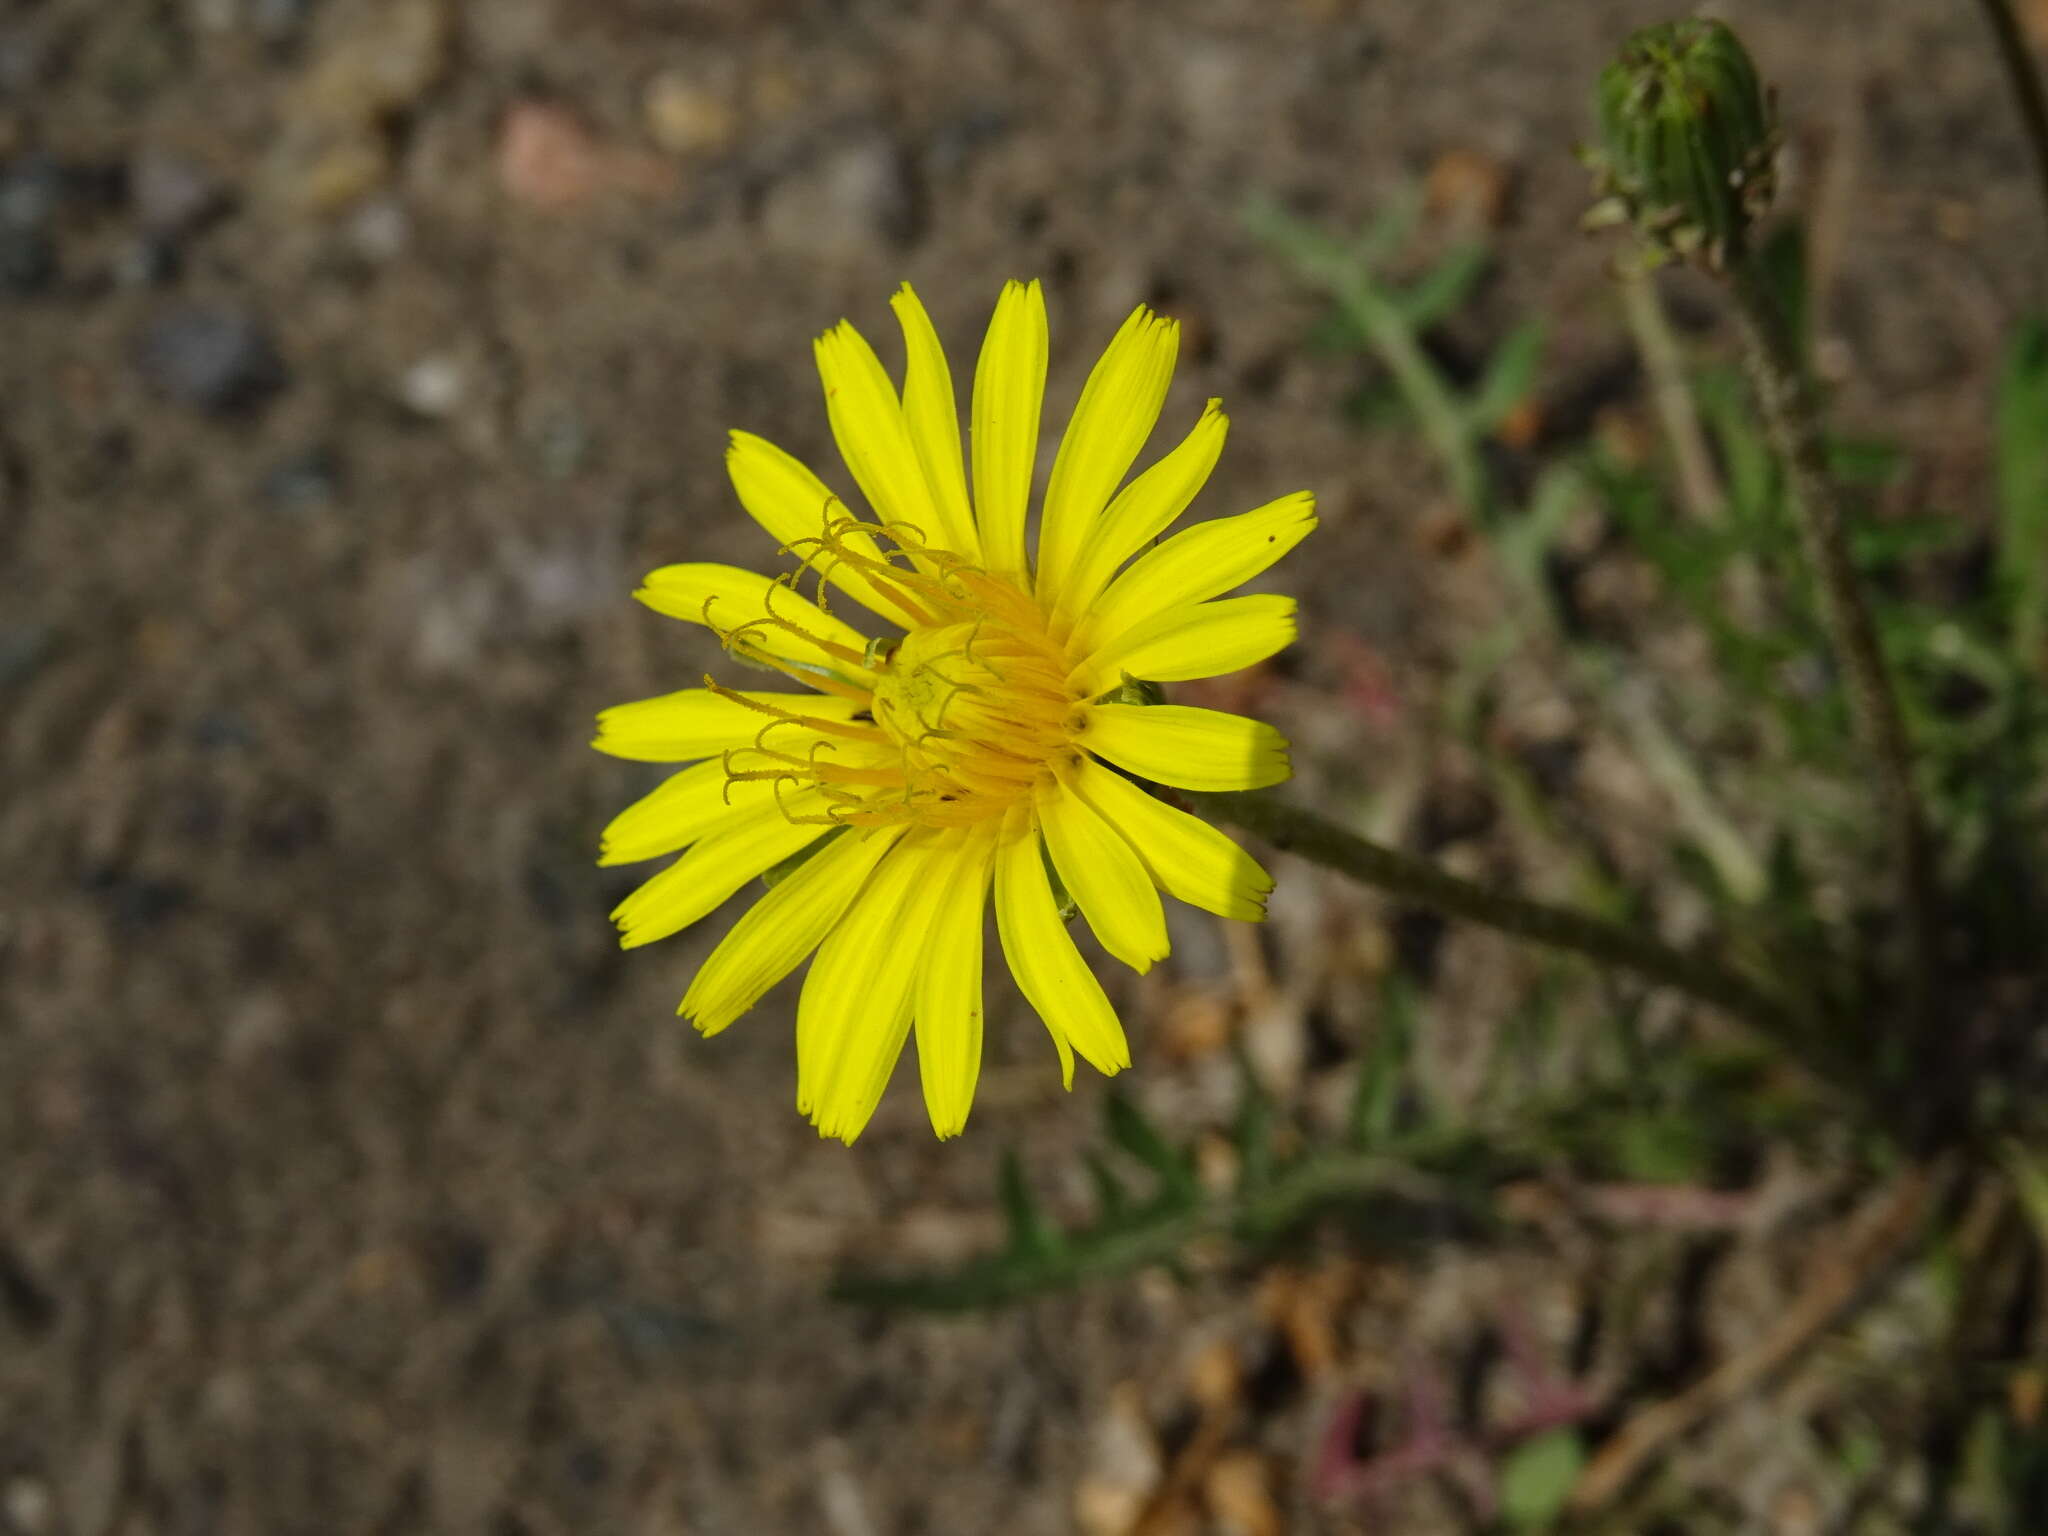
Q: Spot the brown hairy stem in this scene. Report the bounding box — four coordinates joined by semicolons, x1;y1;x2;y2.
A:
1724;256;1941;1026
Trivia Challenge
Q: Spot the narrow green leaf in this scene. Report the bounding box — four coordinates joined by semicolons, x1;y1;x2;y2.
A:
1350;975;1417;1147
1395;241;1490;330
1996;314;2048;658
1232;1056;1276;1190
1105;1092;1197;1203
1352;190;1423;270
1041;842;1079;923
1469;319;1547;431
998;1148;1058;1259
1084;1151;1130;1224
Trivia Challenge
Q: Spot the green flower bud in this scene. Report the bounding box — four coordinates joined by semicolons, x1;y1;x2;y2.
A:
1587;18;1778;268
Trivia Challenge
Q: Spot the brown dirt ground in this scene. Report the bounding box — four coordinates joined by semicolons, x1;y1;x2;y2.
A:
1;1;2040;1533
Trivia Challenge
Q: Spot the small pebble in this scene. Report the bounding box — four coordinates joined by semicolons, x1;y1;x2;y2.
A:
1426;145;1514;229
300;0;450;125
258;445;344;511
0;27;54;96
398;354;465;417
761;135;918;256
642;70;736;157
535;412;590;478
0;624;53;691
0;153;64;231
0;226;54;294
345;197;410;261
290;132;389;215
2;1477;52;1536
497;100;603;211
187;0;241;35
135;302;287;414
130;150;225;235
221;990;291;1066
251;0;317;40
112;235;180;289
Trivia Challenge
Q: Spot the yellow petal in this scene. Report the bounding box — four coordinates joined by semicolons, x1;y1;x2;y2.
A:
1076;491;1316;651
993;807;1131;1081
725;431;921;624
600;759;774;866
1054;398;1228;625
890;283;981;562
635;563;874;680
1078;703;1291;792
1036;305;1179;604
1037;771;1168;974
912;826;997;1138
681;825;904;1036
610;790;831;950
797;832;950;1142
593;687;862;763
970;279;1047;577
1060;755;1272;921
1072;594;1297;696
813;322;950;557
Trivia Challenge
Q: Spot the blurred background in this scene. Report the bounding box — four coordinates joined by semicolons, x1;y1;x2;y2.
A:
3;1;2043;1532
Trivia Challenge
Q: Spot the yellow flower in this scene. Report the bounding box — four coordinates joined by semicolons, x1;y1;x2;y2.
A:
596;280;1314;1142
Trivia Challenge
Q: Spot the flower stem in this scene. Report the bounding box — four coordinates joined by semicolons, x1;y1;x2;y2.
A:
1619;259;1725;526
1972;0;2048;249
1185;789;1802;1041
1722;255;1941;1021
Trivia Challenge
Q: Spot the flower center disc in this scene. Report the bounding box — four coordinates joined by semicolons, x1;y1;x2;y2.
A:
869;612;1075;827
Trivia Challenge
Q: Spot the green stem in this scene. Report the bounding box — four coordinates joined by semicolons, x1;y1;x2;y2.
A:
1723;255;1941;1022
1328;269;1489;515
1185;789;1803;1042
1619;260;1725;525
1972;0;2048;248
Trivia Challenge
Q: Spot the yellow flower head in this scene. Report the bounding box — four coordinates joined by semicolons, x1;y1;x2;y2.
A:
595;280;1315;1143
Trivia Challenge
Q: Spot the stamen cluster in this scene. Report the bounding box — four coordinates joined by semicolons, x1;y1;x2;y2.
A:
708;517;1079;831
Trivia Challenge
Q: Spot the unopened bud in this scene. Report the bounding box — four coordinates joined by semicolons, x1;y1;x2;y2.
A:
1586;18;1777;268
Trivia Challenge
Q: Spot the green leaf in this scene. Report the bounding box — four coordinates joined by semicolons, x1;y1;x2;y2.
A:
1826;434;1906;488
1105;1092;1198;1204
1232;1056;1277;1189
1612;1114;1711;1183
1996;314;2048;657
1849;514;1966;565
1395;241;1490;330
1084;1151;1131;1224
1350;975;1417;1147
1042;842;1079;923
1499;1428;1586;1530
998;1148;1059;1259
1094;674;1167;708
1469;319;1547;432
1352;191;1424;270
1241;200;1353;284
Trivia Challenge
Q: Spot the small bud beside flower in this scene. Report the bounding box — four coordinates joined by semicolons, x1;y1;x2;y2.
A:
1585;17;1778;269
